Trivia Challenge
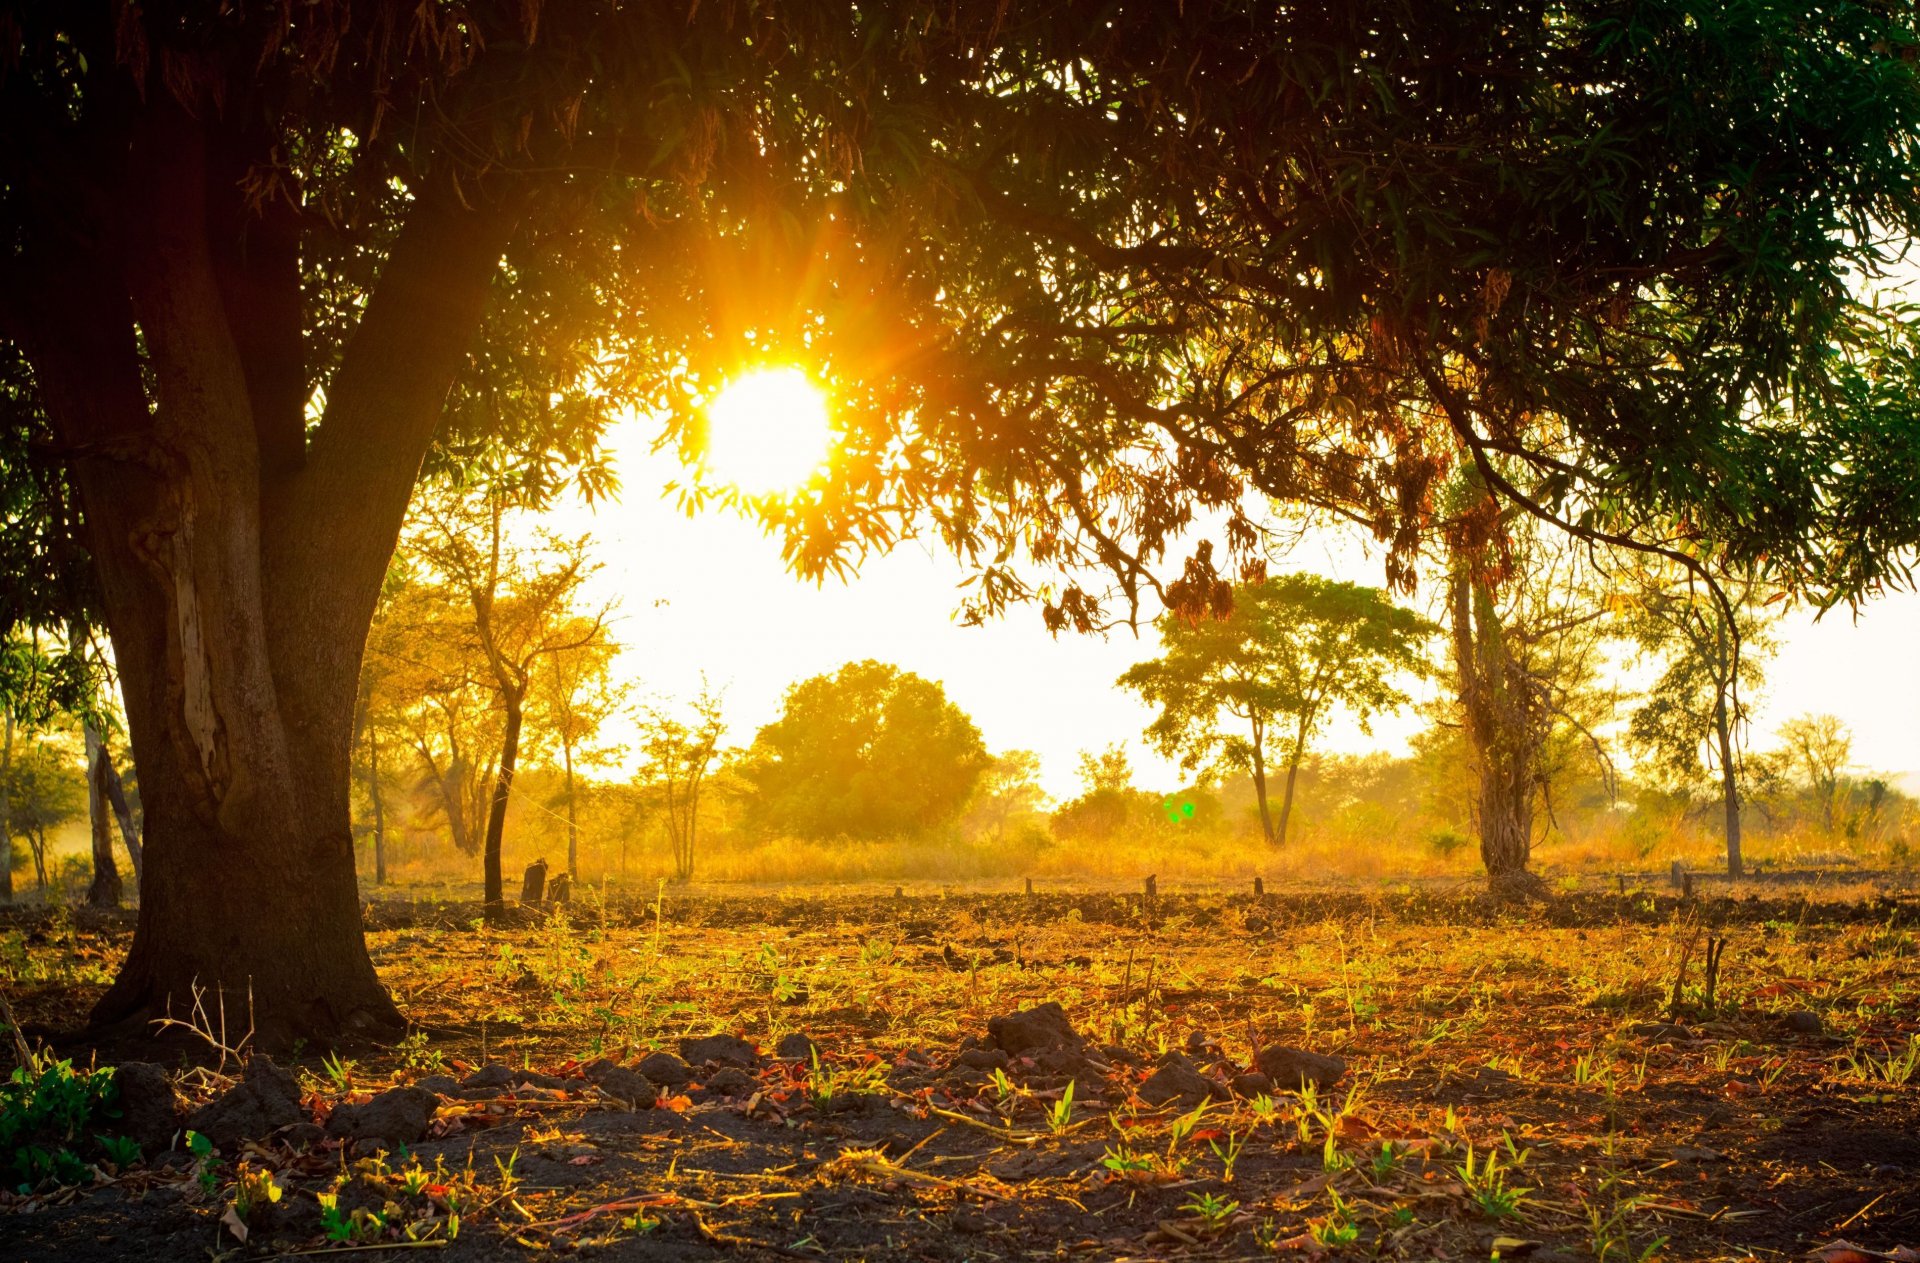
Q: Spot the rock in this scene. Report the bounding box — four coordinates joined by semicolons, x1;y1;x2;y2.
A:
458;1063;516;1093
1255;1046;1346;1093
1184;1031;1220;1057
1629;1022;1692;1043
680;1034;759;1067
457;1063;566;1095
699;1066;759;1098
1139;1059;1219;1107
186;1057;304;1150
281;1122;327;1150
955;1047;1010;1072
1783;1009;1823;1035
1230;1072;1273;1099
776;1033;821;1062
413;1075;460;1097
591;1066;658;1108
111;1062;182;1154
636;1052;694;1087
1099;1044;1137;1065
988;1002;1080;1054
326;1087;439;1147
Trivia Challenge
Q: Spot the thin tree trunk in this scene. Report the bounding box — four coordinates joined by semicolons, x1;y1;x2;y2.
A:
98;746;142;891
1275;748;1303;848
1;708;13;904
84;723;123;908
1714;696;1743;878
483;691;525;919
369;724;387;886
563;741;578;878
1249;715;1276;844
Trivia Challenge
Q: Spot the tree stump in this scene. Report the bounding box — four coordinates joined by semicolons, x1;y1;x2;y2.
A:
1253;876;1264;898
520;859;548;905
547;872;572;905
1025;877;1034;897
1143;874;1157;910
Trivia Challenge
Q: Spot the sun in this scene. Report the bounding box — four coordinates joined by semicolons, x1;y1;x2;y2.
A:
703;367;834;494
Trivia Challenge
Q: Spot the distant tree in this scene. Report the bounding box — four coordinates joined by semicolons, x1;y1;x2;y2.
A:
532;629;627;880
3;732;86;894
962;750;1050;844
364;560;499;862
1050;745;1150;843
1441;481;1621;889
637;686;726;882
1776;714;1854;835
745;661;990;841
407;486;611;918
1120;576;1432;847
1622;567;1780;877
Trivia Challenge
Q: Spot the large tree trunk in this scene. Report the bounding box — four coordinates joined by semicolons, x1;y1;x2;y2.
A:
8;99;513;1045
1450;549;1538;890
84;723;123;908
482;692;525;918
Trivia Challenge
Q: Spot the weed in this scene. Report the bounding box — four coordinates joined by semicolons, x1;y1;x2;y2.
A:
0;1055;123;1190
1837;1035;1920;1087
1209;1128;1246;1182
397;1029;446;1075
1309;1188;1361;1247
1457;1140;1531;1220
1183;1190;1239;1231
320;1051;356;1093
1047;1080;1076;1135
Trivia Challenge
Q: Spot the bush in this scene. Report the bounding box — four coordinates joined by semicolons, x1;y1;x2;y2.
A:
0;1058;132;1191
1425;828;1470;859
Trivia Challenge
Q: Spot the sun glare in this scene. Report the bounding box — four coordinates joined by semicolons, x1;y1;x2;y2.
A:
704;367;834;494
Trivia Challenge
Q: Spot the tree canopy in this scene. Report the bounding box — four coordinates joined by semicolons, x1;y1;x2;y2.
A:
1121;575;1432;845
744;661;990;841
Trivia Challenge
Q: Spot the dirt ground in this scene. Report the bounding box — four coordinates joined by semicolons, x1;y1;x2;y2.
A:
2;884;1917;1262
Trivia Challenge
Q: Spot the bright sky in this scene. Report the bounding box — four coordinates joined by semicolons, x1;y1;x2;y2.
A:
548;412;1920;803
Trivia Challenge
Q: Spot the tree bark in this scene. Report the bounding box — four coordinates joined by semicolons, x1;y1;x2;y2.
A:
98;745;143;892
483;691;525;918
84;723;122;908
1450;553;1537;887
1;708;13;904
1275;746;1303;849
9;98;514;1045
1714;693;1743;878
1249;714;1276;844
563;741;578;878
369;723;388;886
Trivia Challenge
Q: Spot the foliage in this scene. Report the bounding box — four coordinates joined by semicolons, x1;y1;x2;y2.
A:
636;685;727;882
1624;571;1777;791
1774;714;1855;835
743;661;990;841
1120;575;1432;845
958;750;1051;844
0;1056;131;1191
2;730;87;890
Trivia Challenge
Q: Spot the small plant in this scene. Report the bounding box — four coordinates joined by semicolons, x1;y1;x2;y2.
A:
1369;1140;1401;1181
230;1160;283;1225
1457;1139;1531;1220
1101;1143;1156;1178
1309;1188;1361;1247
1183;1190;1239;1232
1837;1035;1920;1088
989;1066;1017;1108
1047;1081;1076;1135
320;1051;357;1093
1209;1128;1246;1182
493;1147;521;1197
96;1134;140;1171
1247;1093;1279;1125
397;1030;445;1075
186;1130;220;1198
1;1055;125;1190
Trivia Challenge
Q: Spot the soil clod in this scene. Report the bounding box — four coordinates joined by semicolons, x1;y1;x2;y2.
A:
1255;1045;1346;1092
